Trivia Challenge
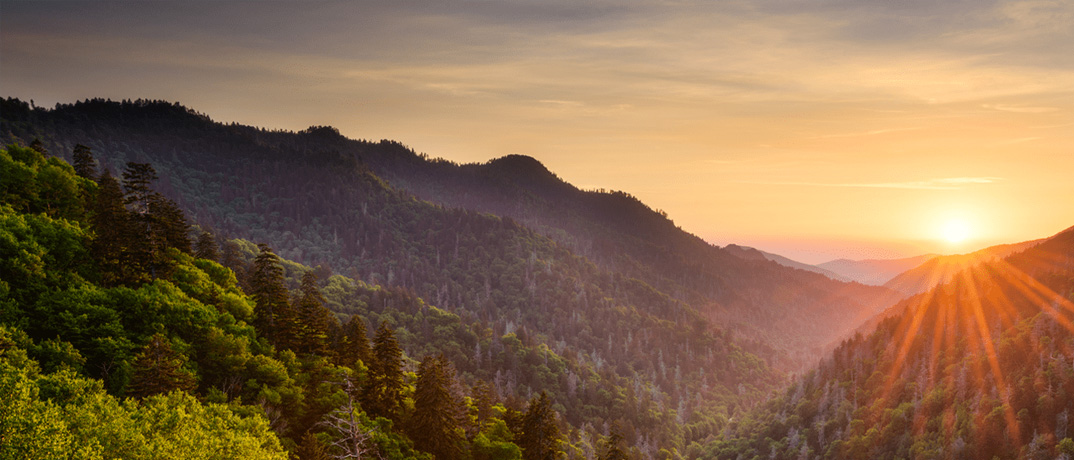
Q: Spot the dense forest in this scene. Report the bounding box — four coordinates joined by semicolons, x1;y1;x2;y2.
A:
700;227;1074;459
0;97;900;368
1;106;783;458
7;98;1070;459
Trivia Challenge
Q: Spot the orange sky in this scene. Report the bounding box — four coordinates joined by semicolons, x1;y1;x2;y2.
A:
3;1;1072;263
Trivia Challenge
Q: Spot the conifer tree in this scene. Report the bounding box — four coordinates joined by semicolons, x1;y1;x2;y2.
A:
293;271;333;355
598;430;628;460
519;392;561;460
92;171;148;286
248;244;291;345
147;193;192;255
128;333;197;398
409;355;467;460
194;230;220;261
121;162;158;215
336;316;372;370
72;143;97;179
295;430;328;460
361;322;404;422
28;138;47;155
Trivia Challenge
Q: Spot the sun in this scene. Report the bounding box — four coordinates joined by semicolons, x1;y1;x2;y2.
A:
941;218;971;243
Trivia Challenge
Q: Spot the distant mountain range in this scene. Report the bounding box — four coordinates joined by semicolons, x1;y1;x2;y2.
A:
723;244;851;282
0;97;899;369
816;254;939;285
882;239;1044;296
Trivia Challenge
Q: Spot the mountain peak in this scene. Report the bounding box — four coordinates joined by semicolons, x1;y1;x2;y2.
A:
486;154;553;176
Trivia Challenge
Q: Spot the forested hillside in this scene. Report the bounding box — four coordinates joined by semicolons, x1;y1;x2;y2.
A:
0;111;783;457
702;226;1074;459
0;98;899;366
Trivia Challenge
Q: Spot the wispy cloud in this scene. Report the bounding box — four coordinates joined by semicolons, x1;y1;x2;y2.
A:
743;177;1005;190
983;104;1060;113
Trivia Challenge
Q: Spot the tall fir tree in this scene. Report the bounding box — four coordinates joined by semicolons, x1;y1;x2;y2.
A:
248;243;292;345
336;315;372;370
361;322;405;423
147;193;192;255
194;230;220;261
598;430;628;460
409;355;468;460
72;143;96;179
121;162;157;215
128;333;197;398
293;271;333;356
519;392;561;460
92;170;148;286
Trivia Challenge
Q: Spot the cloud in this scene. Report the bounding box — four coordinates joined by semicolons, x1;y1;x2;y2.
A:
744;177;1005;190
983;104;1061;113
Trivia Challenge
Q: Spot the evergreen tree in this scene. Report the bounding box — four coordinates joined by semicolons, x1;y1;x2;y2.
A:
598;430;628;460
472;380;496;425
336;315;372;370
295;430;328;460
147;193;192;255
409;355;467;460
28;138;47;155
518;392;561;460
72;143;96;179
361;322;404;423
121;162;157;215
248;244;291;345
219;239;248;289
194;230;220;261
293;271;333;356
128;333;197;398
92;170;148;286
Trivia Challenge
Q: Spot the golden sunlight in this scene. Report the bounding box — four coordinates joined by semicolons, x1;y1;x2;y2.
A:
941;218;971;243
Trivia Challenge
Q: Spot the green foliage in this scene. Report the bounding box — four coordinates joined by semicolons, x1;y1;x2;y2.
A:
409;354;469;459
128;333;197;398
519;392;562;460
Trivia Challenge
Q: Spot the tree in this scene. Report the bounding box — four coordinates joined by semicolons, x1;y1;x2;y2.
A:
296;430;329;460
518;392;561;460
127;333;196;398
323;378;379;460
336;316;372;370
147;193;191;255
248;244;291;345
194;230;220;261
121;162;157;215
408;355;467;460
361;322;404;423
92;170;148;286
72;144;96;179
598;430;628;460
28;138;47;155
294;271;333;356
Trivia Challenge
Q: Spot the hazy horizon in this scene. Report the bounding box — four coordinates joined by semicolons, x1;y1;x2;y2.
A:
4;0;1072;263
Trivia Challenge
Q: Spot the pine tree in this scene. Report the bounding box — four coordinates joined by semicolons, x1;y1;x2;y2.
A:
248;244;291;345
336;315;372;370
72;144;97;179
293;271;333;356
409;355;467;460
121;162;158;215
519;392;561;460
128;333;197;398
92;171;148;286
361;322;405;423
194;230;220;261
28;138;47;155
295;430;328;460
147;193;192;255
598;430;628;460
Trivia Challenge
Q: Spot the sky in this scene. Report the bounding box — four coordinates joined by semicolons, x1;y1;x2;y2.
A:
3;0;1073;263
